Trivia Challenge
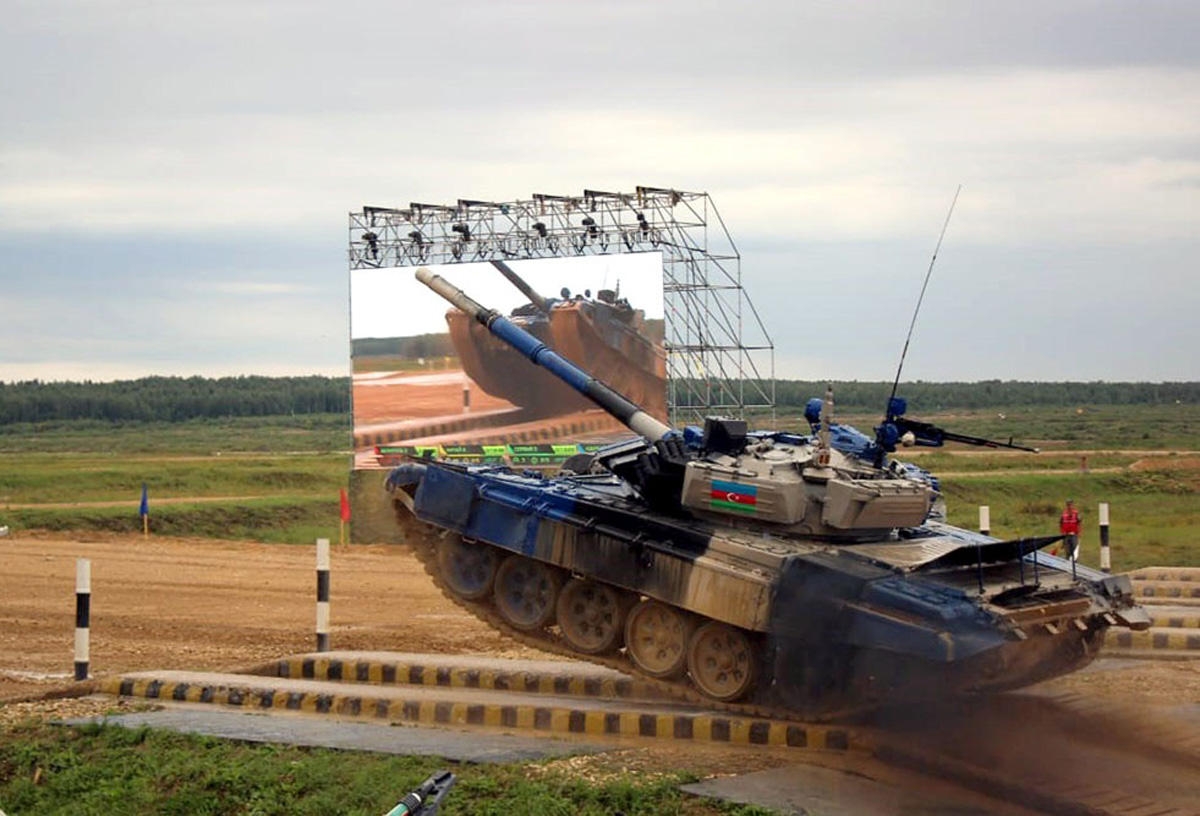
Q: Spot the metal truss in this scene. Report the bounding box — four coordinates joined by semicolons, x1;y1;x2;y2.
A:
348;186;774;424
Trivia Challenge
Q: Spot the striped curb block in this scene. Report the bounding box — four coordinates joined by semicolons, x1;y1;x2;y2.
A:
1129;567;1200;583
354;412;623;450
1136;596;1200;608
1152;613;1200;629
1132;582;1200;600
249;656;668;702
1103;627;1200;652
98;675;865;754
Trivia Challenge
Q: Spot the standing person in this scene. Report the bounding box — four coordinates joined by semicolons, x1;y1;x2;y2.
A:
1059;499;1081;560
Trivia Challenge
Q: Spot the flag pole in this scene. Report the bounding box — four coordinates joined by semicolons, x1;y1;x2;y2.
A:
139;482;149;538
338;487;351;547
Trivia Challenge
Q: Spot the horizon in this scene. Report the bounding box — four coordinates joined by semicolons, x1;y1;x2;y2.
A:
4;371;1197;388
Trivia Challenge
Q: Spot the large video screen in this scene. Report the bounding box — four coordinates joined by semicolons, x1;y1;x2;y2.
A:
349;252;665;472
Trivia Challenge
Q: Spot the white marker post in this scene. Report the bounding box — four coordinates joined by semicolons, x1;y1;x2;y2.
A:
979;505;991;537
74;558;91;681
316;538;331;652
1099;502;1111;573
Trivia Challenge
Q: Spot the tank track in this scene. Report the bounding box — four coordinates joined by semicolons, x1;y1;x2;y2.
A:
397;510;860;723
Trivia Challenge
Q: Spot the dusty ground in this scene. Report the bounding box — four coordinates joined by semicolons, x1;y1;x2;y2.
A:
3;532;1198;812
352;369;512;424
0;532;551;704
3;532;1197;708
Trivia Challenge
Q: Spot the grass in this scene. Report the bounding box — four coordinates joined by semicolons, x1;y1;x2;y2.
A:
0;417;351;544
0;453;348;505
0;722;772;816
1;405;1195;561
939;464;1200;570
0;414;351;455
3;497;342;545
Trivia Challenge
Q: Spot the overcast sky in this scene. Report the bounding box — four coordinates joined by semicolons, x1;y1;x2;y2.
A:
2;0;1197;383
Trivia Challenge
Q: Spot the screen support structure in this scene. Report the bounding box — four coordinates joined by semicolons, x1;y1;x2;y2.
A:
348;186;774;425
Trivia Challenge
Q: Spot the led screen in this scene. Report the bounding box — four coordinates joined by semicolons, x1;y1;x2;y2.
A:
349;252;665;473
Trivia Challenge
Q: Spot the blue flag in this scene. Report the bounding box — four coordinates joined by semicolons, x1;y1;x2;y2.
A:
139;483;149;517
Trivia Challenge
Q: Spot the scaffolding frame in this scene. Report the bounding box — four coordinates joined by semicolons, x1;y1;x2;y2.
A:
348;186;774;425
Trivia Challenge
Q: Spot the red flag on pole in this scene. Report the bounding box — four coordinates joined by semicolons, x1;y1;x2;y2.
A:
339;488;351;522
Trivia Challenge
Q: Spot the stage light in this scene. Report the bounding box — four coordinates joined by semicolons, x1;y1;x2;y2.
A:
362;231;379;260
452;223;471;241
533;222;548;238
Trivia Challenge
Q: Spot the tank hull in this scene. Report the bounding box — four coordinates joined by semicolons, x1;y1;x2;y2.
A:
445;300;667;420
389;461;1148;716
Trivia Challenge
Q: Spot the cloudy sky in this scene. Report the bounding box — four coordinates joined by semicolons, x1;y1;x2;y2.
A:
2;0;1197;383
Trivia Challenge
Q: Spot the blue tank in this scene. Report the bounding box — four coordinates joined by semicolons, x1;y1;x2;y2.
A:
386;268;1151;717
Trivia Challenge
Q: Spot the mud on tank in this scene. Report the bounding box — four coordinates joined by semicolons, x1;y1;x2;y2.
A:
386;267;1150;718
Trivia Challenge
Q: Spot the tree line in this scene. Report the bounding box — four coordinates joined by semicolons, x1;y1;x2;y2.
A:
0;376;350;425
779;380;1198;411
684;379;1199;412
1;375;1194;426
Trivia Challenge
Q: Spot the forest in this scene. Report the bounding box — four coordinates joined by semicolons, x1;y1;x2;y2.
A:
0;376;349;425
0;375;1195;426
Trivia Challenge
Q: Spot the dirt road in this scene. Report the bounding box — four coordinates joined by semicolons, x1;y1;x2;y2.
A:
0;532;548;702
4;532;1196;707
4;532;1199;814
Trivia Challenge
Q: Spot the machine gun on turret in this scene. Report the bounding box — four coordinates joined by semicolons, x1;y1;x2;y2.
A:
874;396;1040;453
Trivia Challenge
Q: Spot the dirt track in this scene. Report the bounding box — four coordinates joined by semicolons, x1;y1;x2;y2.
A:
3;532;1197;707
4;532;1200;813
0;532;550;702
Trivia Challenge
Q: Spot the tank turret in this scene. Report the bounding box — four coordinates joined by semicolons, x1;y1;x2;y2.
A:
418;268;934;537
388;267;1150;714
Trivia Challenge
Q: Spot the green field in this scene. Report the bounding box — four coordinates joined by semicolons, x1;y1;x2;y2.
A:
1;406;1196;564
0;722;767;816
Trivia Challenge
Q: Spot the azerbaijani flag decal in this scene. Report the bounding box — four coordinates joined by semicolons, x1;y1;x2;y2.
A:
710;479;758;513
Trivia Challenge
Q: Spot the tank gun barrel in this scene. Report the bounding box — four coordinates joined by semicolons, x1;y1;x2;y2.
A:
417;268;671;441
490;260;552;314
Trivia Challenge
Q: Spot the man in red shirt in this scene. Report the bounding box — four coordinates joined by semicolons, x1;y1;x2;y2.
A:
1059;499;1081;560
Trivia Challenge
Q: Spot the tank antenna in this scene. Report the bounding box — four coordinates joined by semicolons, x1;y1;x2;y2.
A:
876;185;961;465
887;185;961;406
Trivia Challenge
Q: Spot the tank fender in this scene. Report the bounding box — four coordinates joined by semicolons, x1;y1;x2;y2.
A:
769;553;1006;663
410;465;478;532
386;462;427;490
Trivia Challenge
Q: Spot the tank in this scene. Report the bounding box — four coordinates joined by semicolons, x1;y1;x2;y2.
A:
387;267;1151;718
444;260;667;419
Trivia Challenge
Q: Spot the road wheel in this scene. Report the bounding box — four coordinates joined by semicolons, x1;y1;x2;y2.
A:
493;555;562;632
624;599;691;679
436;535;498;601
687;620;756;702
556;579;630;654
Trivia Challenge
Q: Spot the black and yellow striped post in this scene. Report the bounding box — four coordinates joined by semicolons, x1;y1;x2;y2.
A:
74;558;91;680
316;538;331;652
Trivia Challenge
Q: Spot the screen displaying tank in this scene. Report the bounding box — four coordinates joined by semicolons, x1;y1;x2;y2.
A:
349;252;665;473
